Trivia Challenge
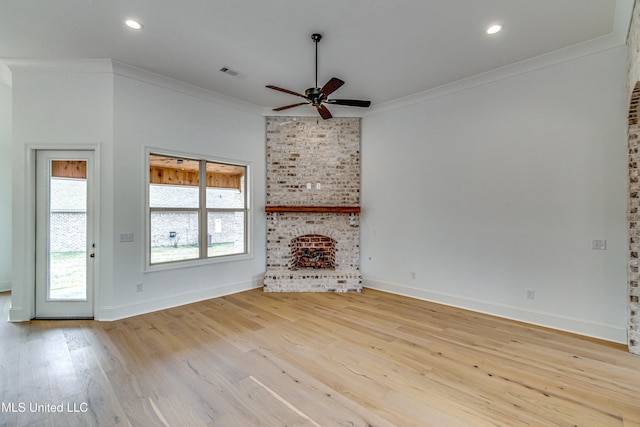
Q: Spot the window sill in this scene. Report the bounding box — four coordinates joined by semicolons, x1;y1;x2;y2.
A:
145;251;253;273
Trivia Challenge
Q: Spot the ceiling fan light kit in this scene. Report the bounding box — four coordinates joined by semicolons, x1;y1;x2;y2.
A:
266;33;371;120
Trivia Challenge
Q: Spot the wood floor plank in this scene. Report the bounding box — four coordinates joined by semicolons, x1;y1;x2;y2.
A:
2;288;640;426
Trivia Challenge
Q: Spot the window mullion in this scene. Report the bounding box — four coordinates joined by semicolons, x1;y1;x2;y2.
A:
199;160;207;259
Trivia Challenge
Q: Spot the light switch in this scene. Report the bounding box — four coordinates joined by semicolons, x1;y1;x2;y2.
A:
120;233;134;243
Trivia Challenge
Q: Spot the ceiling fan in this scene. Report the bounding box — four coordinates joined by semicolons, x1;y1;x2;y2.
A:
266;33;371;120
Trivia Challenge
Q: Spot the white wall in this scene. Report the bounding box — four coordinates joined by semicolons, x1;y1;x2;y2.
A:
0;80;11;292
106;64;266;319
361;46;629;343
10;62;114;320
9;61;265;321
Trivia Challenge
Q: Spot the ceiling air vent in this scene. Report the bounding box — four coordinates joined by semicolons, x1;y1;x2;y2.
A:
220;67;240;77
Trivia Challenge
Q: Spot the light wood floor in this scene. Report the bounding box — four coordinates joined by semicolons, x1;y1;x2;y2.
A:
2;288;640;426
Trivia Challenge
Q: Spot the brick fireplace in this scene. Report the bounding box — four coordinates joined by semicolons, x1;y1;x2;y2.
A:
263;117;362;292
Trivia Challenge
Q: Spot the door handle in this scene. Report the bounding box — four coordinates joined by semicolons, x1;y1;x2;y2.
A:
90;253;95;258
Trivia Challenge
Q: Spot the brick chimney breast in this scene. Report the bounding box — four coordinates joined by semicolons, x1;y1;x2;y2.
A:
264;117;362;292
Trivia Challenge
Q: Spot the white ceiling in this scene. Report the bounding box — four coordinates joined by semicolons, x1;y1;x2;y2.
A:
0;0;633;115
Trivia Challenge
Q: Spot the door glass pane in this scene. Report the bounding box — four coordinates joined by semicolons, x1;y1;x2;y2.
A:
207;211;245;257
150;211;200;263
48;160;87;300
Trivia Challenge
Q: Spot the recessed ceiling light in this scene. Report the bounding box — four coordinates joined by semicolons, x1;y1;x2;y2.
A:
487;24;502;35
125;19;143;30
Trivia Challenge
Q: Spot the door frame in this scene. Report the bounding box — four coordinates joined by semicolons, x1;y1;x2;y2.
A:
10;144;100;321
35;150;96;318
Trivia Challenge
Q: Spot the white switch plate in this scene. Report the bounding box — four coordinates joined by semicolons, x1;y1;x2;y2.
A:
120;233;134;243
592;239;606;250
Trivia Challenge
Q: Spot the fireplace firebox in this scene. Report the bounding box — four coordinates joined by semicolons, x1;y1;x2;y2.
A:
291;234;336;270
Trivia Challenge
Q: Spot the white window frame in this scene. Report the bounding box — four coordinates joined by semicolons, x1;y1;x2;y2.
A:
145;148;252;271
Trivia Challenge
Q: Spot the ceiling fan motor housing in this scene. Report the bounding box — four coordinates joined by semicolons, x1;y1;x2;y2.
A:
305;87;323;104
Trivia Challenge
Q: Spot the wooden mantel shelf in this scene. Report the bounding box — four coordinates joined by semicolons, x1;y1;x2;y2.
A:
265;206;361;213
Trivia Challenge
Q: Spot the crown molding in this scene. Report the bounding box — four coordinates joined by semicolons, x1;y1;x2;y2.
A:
367;36;627;117
366;0;634;117
0;58;263;116
2;58;114;74
111;61;263;116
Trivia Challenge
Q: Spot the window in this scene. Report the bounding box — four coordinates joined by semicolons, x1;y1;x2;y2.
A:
148;153;248;266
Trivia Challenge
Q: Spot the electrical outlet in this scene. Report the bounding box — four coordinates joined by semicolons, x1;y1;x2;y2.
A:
592;239;607;250
526;289;535;300
136;283;143;292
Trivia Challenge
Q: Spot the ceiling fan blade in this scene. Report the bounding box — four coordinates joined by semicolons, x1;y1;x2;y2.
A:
315;104;333;120
273;102;309;112
266;85;308;99
320;77;345;97
326;99;372;108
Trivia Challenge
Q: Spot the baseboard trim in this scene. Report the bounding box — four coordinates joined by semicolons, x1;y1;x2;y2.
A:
363;278;627;344
9;306;27;322
97;279;262;321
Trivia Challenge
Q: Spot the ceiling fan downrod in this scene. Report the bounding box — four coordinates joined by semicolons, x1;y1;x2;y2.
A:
311;33;322;89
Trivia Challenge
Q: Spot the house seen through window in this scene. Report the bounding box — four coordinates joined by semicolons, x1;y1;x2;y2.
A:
148;153;248;265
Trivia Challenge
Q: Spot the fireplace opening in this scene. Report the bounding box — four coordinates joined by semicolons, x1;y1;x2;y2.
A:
290;234;336;270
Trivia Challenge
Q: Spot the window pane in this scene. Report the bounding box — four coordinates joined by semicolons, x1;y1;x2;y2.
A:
206;162;245;209
207;211;245;256
150;211;199;263
150;185;199;208
150;155;199;208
